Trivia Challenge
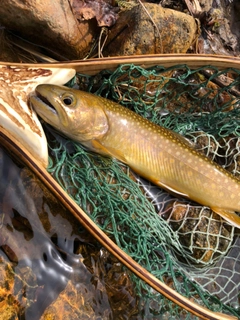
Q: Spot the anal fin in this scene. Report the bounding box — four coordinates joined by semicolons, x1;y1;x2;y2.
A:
211;207;240;228
151;179;190;198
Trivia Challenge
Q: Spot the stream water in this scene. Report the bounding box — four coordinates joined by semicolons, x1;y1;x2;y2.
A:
0;146;137;319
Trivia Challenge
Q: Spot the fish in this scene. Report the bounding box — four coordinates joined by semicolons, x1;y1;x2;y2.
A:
29;84;240;228
0;65;75;167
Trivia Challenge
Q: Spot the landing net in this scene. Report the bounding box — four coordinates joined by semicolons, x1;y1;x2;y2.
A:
46;63;240;318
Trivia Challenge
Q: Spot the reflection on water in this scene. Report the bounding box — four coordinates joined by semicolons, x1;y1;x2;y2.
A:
0;146;138;319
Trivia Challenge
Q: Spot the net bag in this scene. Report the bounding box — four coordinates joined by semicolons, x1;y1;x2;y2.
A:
45;63;240;318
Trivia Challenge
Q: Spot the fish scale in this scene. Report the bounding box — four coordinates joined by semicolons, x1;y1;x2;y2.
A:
30;84;240;228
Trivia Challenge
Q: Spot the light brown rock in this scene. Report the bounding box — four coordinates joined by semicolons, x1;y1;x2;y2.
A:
103;4;199;55
0;0;97;60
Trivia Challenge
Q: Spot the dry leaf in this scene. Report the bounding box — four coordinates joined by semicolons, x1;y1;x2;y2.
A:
71;0;119;27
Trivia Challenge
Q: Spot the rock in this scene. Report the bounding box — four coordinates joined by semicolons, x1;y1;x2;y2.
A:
40;280;110;320
0;0;97;60
103;3;199;55
0;257;38;319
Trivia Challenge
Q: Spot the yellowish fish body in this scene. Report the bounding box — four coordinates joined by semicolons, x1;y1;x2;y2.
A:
30;84;240;228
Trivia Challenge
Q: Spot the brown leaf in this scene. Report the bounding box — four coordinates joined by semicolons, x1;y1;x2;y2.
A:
71;0;119;27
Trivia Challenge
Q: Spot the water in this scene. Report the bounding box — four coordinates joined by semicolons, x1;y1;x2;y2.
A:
0;146;137;320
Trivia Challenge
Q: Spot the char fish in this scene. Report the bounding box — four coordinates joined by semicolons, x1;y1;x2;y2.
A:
30;84;240;228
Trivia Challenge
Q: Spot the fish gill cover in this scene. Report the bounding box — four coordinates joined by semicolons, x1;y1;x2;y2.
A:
45;63;240;318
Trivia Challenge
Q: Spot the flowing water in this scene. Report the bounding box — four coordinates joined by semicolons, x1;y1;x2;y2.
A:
0;146;138;320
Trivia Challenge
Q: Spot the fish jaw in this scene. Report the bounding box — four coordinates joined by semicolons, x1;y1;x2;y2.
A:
30;84;109;143
29;87;67;131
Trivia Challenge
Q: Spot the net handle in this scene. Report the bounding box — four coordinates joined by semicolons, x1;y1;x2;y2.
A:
0;127;237;320
1;54;240;74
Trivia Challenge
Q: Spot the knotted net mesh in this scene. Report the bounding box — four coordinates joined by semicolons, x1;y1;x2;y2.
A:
45;63;240;318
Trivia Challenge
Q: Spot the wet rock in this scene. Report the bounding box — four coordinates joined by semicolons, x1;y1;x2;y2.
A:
0;257;37;319
40;279;110;320
103;3;199;55
168;204;233;265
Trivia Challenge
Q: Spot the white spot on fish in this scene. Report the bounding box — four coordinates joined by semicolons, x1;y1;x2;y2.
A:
120;118;128;126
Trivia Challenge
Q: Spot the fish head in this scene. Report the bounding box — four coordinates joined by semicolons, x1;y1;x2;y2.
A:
29;84;109;142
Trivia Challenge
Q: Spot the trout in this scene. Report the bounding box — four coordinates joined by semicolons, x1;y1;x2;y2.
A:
30;84;240;228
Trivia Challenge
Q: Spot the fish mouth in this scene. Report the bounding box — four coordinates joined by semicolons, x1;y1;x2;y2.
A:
35;91;57;115
31;84;69;128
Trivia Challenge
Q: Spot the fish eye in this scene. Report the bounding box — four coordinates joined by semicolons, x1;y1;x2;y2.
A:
62;94;74;106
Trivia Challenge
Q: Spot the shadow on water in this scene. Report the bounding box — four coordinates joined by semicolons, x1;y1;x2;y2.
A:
0;146;138;320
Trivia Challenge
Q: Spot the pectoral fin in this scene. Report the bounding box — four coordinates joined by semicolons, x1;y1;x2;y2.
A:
91;139;127;163
211;207;240;228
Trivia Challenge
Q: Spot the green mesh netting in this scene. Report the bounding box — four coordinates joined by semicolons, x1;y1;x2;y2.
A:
45;63;240;318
